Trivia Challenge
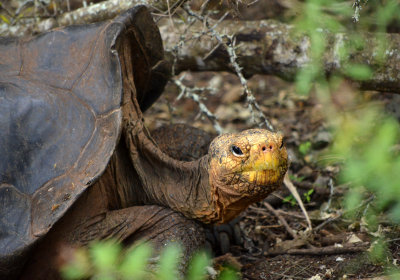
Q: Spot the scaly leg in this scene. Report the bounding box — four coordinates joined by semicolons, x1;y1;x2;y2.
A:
20;199;204;280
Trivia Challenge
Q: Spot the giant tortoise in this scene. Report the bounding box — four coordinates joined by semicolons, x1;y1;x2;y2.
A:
0;6;288;279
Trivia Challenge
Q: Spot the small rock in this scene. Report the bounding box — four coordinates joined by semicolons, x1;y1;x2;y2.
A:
206;266;218;279
209;75;222;90
346;234;362;244
308;275;322;280
312;130;332;150
324;268;334;278
221;86;244;103
385;94;400;121
286;148;302;170
314;175;330;188
297;165;314;178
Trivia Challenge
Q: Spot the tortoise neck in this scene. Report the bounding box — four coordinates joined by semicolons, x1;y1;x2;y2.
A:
125;121;217;223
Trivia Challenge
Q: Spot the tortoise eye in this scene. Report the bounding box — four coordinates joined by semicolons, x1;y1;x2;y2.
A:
231;145;243;157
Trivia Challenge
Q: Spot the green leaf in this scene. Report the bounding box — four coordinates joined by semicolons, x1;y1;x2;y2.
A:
0;15;10;24
389;203;400;224
296;69;314;96
345;64;373;80
344;190;362;215
289;174;305;183
186;251;210;280
90;241;121;272
60;248;90;280
299;141;312;155
119;242;152;280
283;194;297;206
155;244;182;280
304;189;314;202
377;0;399;27
218;267;239;280
370;239;388;264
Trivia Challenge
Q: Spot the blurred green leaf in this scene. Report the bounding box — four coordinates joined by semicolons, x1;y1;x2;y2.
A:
0;15;10;24
377;0;399;28
304;189;314;203
343;189;362;215
186;252;210;280
389;203;400;224
344;64;373;80
283;194;297;206
388;271;400;280
60;248;90;280
370;239;388;264
90;241;121;278
289;174;305;182
119;242;152;280
296;65;319;95
299;141;312;155
218;267;239;280
155;244;182;280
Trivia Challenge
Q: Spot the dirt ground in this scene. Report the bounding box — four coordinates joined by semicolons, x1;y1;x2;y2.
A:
145;72;400;280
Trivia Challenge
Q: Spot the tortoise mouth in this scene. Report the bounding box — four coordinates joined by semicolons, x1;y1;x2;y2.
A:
242;169;282;186
240;149;288;186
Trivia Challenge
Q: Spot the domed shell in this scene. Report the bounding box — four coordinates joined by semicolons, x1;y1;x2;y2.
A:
0;6;168;276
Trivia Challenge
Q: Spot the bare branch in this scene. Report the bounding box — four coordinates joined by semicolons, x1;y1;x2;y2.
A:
173;76;223;134
4;1;400;93
181;5;275;131
0;0;188;36
161;18;400;94
264;202;298;239
265;242;370;257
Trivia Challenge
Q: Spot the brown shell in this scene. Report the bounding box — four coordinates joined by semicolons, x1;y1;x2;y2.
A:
0;6;169;277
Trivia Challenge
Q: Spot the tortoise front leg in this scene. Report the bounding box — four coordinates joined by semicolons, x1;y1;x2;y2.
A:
73;205;205;271
20;205;204;280
73;205;205;254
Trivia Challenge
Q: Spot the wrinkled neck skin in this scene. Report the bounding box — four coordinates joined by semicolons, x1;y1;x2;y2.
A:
125;122;284;224
208;169;282;224
125;121;220;223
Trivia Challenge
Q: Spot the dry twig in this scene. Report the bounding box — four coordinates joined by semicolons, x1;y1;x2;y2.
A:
264;202;297;239
173;76;222;134
181;4;274;131
265;242;370;256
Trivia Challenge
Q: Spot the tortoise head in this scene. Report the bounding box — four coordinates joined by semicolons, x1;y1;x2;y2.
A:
208;129;288;223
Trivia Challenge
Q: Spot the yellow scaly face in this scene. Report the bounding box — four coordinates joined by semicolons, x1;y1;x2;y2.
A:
208;129;288;223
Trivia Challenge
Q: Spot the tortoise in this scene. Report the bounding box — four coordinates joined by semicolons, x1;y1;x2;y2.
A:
0;6;288;279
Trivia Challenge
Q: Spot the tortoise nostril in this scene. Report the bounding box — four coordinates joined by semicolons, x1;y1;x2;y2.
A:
269;145;273;150
262;146;266;151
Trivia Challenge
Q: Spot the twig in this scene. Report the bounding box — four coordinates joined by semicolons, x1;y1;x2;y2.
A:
264;202;297;239
321;177;335;212
265;242;370;257
173;76;222;134
165;0;175;32
313;195;375;232
352;0;368;22
0;0;189;36
313;212;342;233
284;174;312;230
276;210;307;220
182;4;274;131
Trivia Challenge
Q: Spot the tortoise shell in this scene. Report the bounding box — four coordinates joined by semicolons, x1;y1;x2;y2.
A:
0;5;169;276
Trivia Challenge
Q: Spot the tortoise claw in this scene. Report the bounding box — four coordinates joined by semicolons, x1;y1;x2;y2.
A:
204;217;243;255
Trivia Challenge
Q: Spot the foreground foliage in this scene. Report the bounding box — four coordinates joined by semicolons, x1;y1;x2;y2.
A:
61;241;238;280
292;0;400;275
